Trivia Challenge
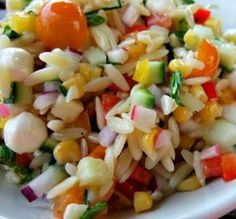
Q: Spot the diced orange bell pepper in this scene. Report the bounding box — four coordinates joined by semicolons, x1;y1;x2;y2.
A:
88;145;106;159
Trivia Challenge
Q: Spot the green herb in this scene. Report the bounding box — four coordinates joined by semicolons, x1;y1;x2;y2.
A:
170;70;183;105
0;144;15;165
59;85;68;97
80;201;108;219
183;0;195;4
3;26;21;40
174;19;189;38
3;82;16;104
86;14;105;26
143;0;147;7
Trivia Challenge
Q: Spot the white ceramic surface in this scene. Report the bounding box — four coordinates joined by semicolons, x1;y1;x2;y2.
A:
1;1;236;219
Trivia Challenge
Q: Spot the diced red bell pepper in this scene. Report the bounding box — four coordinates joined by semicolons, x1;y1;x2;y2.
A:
109;75;137;93
115;180;138;200
222;153;236;182
102;94;120;113
15;153;33;167
202;81;218;101
126;25;148;34
129;165;152;186
201;156;222;178
194;8;211;24
147;13;172;29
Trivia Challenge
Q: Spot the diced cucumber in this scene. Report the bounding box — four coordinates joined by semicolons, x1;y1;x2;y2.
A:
212;38;236;72
41;138;58;152
149;61;165;84
131;87;155;108
184;25;214;50
84;48;106;65
3;82;32;104
15;82;32;104
85;0;122;15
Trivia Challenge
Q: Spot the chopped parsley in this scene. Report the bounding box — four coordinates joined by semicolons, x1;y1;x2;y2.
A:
183;0;195;4
170;70;183;105
86;14;105;27
3;26;22;40
80;201;108;219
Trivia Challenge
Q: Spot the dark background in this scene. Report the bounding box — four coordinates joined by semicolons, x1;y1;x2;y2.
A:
0;1;235;219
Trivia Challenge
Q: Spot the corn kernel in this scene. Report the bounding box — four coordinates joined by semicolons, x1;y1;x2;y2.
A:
134;192;153;213
198;101;223;123
190;85;208;103
169;59;191;77
177;175;201;191
143;128;161;148
11;13;36;33
53;139;81;164
79;63;91;82
173;106;193;123
127;42;146;60
205;17;222;36
0;117;9;129
179;134;195;150
219;87;235;104
90;66;102;79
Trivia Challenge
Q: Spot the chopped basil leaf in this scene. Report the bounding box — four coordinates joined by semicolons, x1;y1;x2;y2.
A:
80;201;108;219
3;26;22;40
86;14;105;26
59;85;68;97
183;0;195;4
170;70;183;105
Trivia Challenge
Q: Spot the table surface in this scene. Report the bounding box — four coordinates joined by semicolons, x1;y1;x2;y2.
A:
0;1;236;218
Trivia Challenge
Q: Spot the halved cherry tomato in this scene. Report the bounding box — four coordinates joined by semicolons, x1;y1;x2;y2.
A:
222;153;236;182
129;165;152;186
73;110;91;131
187;39;219;78
102;94;120;113
201;156;222;178
194;8;211;24
147;13;172;29
126;25;148;34
109;75;136;93
116;180;138;200
88;145;106;159
36;1;88;50
15;153;32;167
53;184;84;219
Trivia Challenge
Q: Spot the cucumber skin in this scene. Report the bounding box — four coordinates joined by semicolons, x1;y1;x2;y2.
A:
149;61;165;84
41;138;58;152
131;87;155;108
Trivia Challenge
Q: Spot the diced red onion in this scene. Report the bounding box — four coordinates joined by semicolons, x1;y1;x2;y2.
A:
0;104;10;118
200;144;221;160
21;166;67;202
98;126;117;147
33;92;58;110
154;129;172;148
44;81;61;93
131;105;157;133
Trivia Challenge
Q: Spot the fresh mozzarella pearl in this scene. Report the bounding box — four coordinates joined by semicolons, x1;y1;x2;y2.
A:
0;48;34;82
4;112;48;154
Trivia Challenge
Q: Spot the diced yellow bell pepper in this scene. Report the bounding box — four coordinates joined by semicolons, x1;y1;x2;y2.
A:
184;30;199;50
134;192;153;213
133;59;150;85
173;106;193;123
127;42;146;60
177;175;201;191
11;13;36;33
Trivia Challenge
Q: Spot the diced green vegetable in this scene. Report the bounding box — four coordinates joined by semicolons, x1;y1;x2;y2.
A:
41;138;58;153
183;0;195;4
170;70;183;105
3;25;22;40
86;14;105;26
212;38;236;72
59;85;68;96
85;0;122;15
3;82;16;104
131;87;155;108
175;19;189;38
80;201;108;219
84;48;107;65
0;144;15;165
149;61;165;84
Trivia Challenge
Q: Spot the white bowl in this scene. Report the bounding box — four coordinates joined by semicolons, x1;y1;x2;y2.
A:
1;0;236;219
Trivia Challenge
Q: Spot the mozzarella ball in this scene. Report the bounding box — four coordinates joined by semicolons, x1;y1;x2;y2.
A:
4;112;48;154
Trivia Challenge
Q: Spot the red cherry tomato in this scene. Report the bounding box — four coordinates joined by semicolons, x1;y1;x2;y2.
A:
194;8;211;24
102;94;120;113
222;153;236;182
126;25;148;34
15;153;32;167
129;165;152;186
202;81;218;101
201;156;222;178
36;1;89;50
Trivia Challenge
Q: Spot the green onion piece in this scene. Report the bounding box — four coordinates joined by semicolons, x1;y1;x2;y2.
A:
174;19;189;38
80;201;108;219
86;14;105;26
59;85;68;97
170;70;183;105
0;144;15;164
183;0;195;4
3;25;22;40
